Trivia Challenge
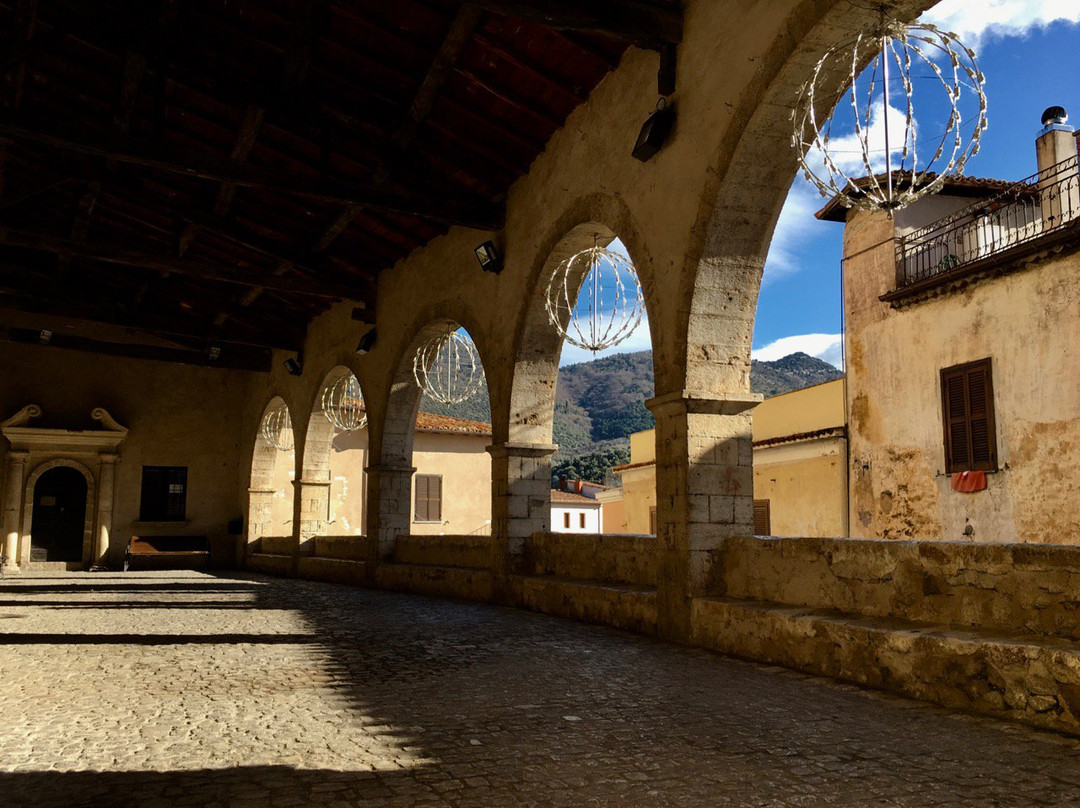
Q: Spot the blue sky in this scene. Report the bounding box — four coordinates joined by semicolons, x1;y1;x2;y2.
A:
560;1;1080;369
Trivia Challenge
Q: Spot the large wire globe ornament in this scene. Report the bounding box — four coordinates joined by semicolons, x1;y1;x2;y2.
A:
413;329;484;405
260;404;294;452
792;19;987;214
321;373;367;432
545;241;644;352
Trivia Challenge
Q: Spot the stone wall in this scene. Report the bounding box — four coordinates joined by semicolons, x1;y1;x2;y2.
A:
525;533;657;587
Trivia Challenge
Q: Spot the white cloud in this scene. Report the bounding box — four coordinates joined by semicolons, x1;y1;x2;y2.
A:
753;333;844;370
921;0;1080;46
763;181;823;284
804;99;913;178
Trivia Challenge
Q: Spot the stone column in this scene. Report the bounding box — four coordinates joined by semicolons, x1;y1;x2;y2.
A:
246;487;276;548
487;442;557;589
646;390;761;643
93;453;119;569
1;450;28;572
364;464;415;563
295;477;332;551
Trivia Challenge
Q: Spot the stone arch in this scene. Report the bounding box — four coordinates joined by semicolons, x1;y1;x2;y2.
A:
367;317;494;557
648;0;938;639
20;458;96;569
247;395;294;547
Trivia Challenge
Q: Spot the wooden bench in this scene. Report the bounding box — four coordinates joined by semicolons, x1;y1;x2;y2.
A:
124;535;210;571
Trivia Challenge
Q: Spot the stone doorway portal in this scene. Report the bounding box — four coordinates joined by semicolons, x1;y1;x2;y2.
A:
29;467;88;563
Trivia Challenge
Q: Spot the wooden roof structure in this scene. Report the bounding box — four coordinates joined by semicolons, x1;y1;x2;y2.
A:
0;0;681;371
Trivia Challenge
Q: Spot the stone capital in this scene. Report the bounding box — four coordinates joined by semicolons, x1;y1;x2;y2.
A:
294;478;333;487
4;450;30;465
98;453;120;465
486;442;558;460
364;464;416;477
646;390;762;418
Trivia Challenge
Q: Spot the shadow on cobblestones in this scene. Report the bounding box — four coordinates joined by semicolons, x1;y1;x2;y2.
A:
3;570;1080;807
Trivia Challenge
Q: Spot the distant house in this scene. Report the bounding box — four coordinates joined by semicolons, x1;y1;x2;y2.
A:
550;479;604;533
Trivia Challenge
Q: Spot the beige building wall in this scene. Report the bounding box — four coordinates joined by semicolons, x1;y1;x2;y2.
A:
0;341;249;566
753;379;845;441
844;201;1080;544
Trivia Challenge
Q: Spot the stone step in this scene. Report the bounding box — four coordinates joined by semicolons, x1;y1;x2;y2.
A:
375;563;493;602
517;575;657;635
692;597;1080;736
296;555;367;586
244;553;293;577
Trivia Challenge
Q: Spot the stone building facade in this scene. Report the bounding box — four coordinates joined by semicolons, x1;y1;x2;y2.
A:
830;113;1080;544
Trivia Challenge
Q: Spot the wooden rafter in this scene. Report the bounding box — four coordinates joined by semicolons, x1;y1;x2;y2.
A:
466;0;682;47
0;226;371;300
0;117;503;228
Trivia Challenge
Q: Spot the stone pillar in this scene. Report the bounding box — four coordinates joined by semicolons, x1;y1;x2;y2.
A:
93;453;119;569
487;442;557;587
646;391;761;643
295;477;332;551
1;450;28;572
246;487;275;548
364;464;415;562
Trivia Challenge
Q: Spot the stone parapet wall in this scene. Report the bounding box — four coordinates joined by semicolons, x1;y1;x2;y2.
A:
393;535;493;569
312;535;369;561
716;535;1080;640
256;536;298;556
525;533;658;586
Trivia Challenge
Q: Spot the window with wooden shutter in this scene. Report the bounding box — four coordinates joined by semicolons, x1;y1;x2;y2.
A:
140;466;188;521
941;359;997;473
579;512;586;529
753;499;771;536
563;512;570;529
414;474;443;522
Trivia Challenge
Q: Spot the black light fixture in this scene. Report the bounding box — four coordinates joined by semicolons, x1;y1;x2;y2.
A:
38;329;52;345
632;98;675;162
208;346;221;361
474;240;502;274
283;357;303;376
355;328;377;355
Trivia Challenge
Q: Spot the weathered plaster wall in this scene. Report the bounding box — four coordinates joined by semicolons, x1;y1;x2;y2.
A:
0;341;249;566
844;206;1080;543
410;431;492;536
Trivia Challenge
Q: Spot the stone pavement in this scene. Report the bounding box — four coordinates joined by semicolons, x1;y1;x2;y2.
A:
1;571;1079;807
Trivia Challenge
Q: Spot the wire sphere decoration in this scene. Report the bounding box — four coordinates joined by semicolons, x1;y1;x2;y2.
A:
260;403;294;452
545;240;645;352
791;18;987;214
412;329;485;406
321;373;367;432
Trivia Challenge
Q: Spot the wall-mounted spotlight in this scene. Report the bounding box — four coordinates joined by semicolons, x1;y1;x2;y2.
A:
474;240;502;274
632;98;675;162
283;357;303;376
208;346;221;362
38;329;52;345
355;328;377;355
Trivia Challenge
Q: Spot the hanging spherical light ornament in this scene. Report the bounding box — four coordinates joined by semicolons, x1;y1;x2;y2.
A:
321;373;367;432
545;239;644;352
413;329;484;405
791;18;987;214
260;404;294;452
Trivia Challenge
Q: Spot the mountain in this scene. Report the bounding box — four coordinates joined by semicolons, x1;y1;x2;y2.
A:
423;350;843;481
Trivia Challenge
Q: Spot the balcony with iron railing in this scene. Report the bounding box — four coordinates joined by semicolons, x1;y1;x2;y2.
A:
894;158;1080;292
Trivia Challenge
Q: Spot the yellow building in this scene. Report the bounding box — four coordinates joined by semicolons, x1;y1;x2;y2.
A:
610;379;847;536
268;412;493;540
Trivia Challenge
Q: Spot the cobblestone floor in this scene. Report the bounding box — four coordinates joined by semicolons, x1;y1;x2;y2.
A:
2;571;1080;807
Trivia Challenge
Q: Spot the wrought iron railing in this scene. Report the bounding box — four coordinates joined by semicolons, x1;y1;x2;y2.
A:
896;158;1080;287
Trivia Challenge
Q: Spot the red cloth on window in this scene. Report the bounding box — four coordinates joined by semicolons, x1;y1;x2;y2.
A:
951;470;987;493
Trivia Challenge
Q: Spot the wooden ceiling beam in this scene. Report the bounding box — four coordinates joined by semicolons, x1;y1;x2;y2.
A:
466;0;682;47
0;324;273;372
0;117;503;229
0;226;371;300
0;292;302;352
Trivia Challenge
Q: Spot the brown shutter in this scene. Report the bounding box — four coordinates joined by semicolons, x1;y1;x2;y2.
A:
414;475;428;521
430;476;442;522
564;512;570;529
414;475;442;522
753;500;771;535
941;359;997;473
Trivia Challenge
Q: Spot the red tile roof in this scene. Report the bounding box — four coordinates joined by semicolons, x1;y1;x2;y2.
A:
550;489;602;505
415;412;492;437
815;171;1022;222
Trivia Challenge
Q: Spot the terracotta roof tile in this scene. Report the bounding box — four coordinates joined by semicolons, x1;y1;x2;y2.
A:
815;171;1021;222
550;489;602;505
414;412;492;436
